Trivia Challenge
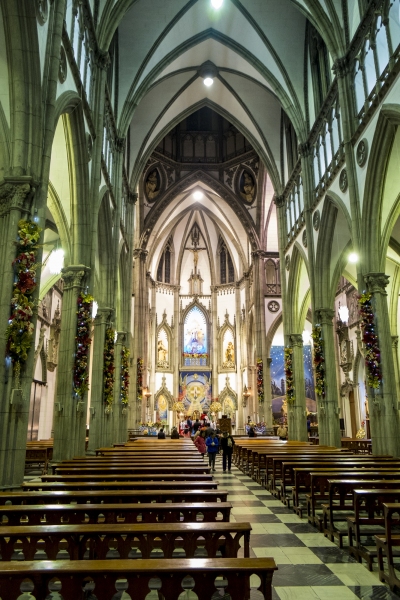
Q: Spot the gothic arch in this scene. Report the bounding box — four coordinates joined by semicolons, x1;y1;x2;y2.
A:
286;243;309;332
156;312;174;372
155;379;174;411
181;300;210;365
219;376;238;413
217;312;236;372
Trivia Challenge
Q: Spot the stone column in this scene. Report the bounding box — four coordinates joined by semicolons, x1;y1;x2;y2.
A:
149;282;157;420
87;307;113;453
132;249;148;427
211;287;218;399
286;334;308;441
53;265;91;462
391;336;400;399
113;331;128;445
314;308;341;448
364;273;400;457
252;251;269;424
235;282;244;433
265;358;273;430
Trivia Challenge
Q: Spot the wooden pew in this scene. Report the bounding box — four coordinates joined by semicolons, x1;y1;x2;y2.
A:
52;465;211;475
0;558;277;600
42;473;213;483
322;479;400;547
25;446;53;475
347;489;400;569
0;489;229;504
22;482;224;495
375;502;400;591
0;502;232;525
0;522;251;560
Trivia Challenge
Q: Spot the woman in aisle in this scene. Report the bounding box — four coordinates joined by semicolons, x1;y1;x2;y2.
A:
206;430;219;471
194;429;206;458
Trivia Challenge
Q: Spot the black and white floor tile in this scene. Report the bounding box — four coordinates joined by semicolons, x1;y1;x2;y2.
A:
211;454;399;600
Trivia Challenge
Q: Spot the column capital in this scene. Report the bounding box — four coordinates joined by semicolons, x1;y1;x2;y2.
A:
133;248;148;261
298;142;312;158
61;265;90;290
0;177;35;217
94;49;111;71
289;333;304;347
332;56;350;78
94;307;114;326
364;272;390;295
273;194;285;208
315;308;335;325
116;331;127;345
251;249;268;260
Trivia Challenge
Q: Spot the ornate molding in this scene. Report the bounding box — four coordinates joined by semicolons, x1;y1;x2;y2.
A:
364;272;390;295
94;49;111;71
0;179;34;217
94;307;114;326
289;334;303;348
116;331;127;345
315;308;335;325
133;248;148;261
273;194;285;208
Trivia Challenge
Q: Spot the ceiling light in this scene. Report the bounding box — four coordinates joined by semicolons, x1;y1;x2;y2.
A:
348;252;358;264
211;0;223;7
193;191;203;200
204;77;214;87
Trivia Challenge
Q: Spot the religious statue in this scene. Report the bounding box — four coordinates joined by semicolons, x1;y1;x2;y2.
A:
240;171;255;203
157;339;168;365
145;170;160;200
225;341;234;363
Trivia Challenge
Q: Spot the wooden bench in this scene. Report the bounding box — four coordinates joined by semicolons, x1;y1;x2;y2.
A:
0;557;277;600
322;479;400;546
22;481;224;495
42;473;214;483
25;447;53;475
252;449;347;482
0;521;250;560
347;490;400;570
375;502;400;591
0;502;232;525
1;489;229;504
52;465;211;475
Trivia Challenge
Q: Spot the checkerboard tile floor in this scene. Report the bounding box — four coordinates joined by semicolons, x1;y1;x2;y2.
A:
212;454;399;600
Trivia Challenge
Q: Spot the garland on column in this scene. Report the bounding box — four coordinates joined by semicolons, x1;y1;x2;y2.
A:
121;346;130;405
257;358;264;403
103;328;115;406
136;357;143;403
6;220;42;387
73;292;93;399
358;292;382;389
284;347;295;404
311;325;326;398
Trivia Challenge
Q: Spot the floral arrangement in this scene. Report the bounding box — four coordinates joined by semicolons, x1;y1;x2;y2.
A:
172;401;185;412
311;325;326;398
140;421;162;428
73;292;93;398
136;357;143;402
6;220;42;386
103;328;115;406
257;358;264;403
209;400;222;413
358;292;382;389
284;347;295;404
356;427;366;439
121;346;130;405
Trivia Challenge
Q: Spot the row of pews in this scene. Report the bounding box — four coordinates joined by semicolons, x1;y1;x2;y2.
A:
1;438;277;599
233;438;400;592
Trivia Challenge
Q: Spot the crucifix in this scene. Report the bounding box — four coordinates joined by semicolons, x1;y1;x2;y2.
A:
185;224;206;273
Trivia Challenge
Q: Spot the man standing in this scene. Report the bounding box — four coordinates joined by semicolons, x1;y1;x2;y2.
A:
220;431;235;472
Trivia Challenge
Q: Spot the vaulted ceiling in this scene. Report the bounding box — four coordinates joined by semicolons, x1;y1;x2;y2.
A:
97;0;347;192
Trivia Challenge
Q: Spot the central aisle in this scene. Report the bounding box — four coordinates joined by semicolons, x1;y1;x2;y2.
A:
212;455;396;600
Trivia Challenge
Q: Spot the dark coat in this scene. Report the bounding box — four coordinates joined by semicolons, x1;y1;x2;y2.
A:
220;435;235;453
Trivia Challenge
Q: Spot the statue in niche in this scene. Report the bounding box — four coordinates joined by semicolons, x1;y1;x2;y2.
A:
145;169;160;200
225;341;234;363
157;339;168;365
240;171;255;203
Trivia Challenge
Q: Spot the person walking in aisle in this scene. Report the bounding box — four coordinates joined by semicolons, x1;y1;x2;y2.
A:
206;430;219;471
220;431;235;472
194;429;206;458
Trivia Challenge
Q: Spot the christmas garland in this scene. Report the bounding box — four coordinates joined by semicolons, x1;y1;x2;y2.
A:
6;219;42;386
103;328;115;406
73;292;93;398
311;325;326;398
136;357;143;402
358;292;382;389
257;358;264;403
121;346;130;405
284;347;295;404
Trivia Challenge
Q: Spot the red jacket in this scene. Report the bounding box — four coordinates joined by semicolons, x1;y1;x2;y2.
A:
194;435;206;454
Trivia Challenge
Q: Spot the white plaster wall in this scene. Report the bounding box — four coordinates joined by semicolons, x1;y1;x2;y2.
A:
49;118;71;225
36;19;50;81
217;291;236;324
155;372;173;394
155;290;174;323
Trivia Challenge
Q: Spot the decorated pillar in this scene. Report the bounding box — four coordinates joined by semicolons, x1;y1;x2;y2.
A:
314;308;341;447
114;331;129;445
132;249;148;426
286;334;308;441
87;308;114;453
362;275;400;456
53;266;91;462
235;282;243;433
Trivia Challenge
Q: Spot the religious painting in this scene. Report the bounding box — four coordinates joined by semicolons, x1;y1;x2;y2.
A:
183;306;207;355
179;372;211;416
239;170;256;204
156;394;168;421
157;328;169;369
270;345;316;420
222;329;235;369
144;168;161;201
